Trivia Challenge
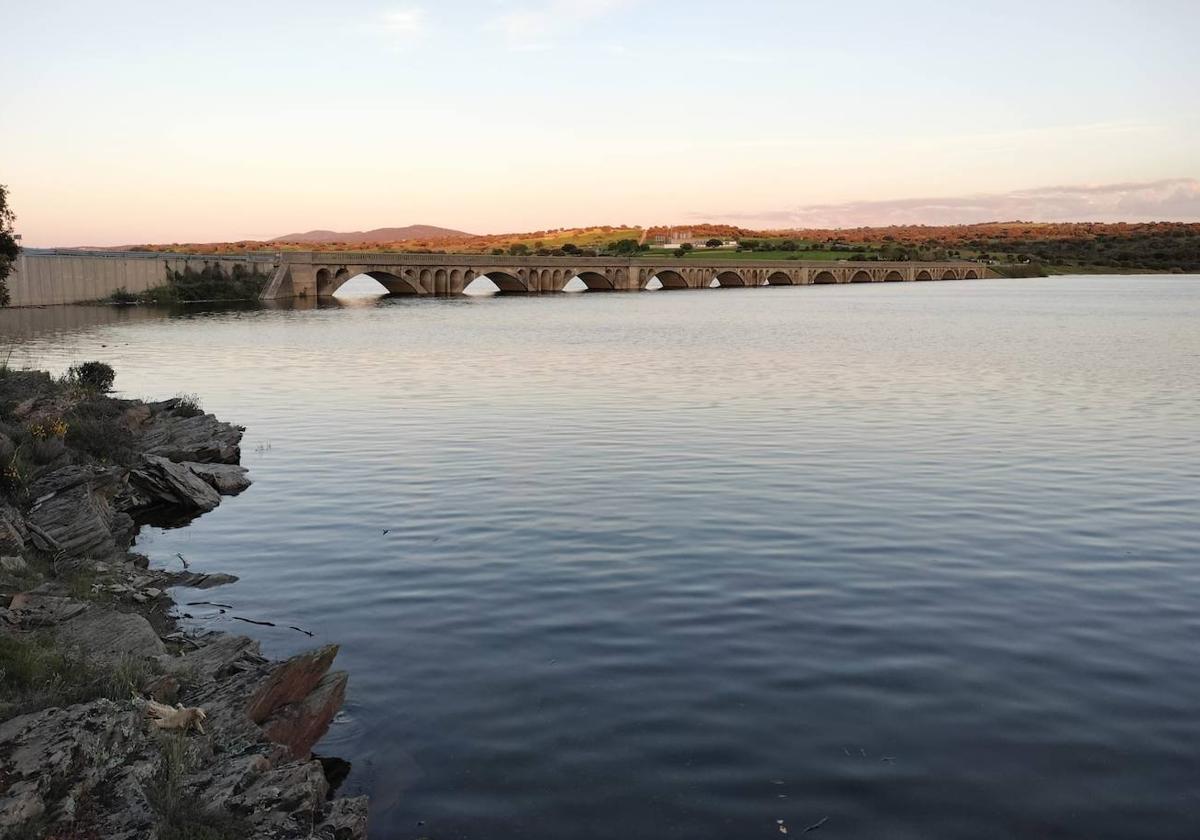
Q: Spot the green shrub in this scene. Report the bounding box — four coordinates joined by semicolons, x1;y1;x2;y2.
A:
108;287;140;305
65;361;116;393
174;394;203;418
65;397;136;464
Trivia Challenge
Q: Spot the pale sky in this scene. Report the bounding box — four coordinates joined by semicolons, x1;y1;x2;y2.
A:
3;0;1199;246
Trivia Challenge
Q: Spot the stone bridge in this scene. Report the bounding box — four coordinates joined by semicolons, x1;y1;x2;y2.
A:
263;252;991;298
3;249;993;307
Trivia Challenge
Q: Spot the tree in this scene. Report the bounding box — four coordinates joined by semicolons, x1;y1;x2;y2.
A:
508;243;530;256
608;239;642;256
675;243;693;257
0;185;18;308
705;238;723;249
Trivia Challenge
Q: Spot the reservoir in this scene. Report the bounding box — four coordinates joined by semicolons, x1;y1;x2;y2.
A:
3;274;1198;839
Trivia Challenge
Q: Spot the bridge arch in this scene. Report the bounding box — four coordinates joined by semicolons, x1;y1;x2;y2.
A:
964;269;979;279
464;269;530;294
576;271;615;291
849;270;872;283
884;270;905;282
365;270;422;295
713;270;748;287
766;271;793;286
813;270;838;285
644;269;689;290
915;270;933;281
941;269;958;280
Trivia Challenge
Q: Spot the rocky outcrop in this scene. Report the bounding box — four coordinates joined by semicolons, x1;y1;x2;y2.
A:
246;645;341;724
185;461;252;495
25;465;130;558
0;378;366;839
136;404;245;465
130;454;222;513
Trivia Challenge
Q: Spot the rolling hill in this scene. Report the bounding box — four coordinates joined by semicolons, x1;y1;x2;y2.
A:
270;225;472;244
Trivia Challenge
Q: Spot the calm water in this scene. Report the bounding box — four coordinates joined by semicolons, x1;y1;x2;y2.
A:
3;275;1199;839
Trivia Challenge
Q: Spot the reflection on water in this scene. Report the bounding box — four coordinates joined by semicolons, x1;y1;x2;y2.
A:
3;276;1200;840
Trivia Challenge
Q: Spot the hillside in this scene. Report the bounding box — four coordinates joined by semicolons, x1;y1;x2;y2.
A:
130;221;1200;273
270;225;472;244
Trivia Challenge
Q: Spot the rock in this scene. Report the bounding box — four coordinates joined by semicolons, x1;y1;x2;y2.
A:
6;592;88;626
118;403;151;432
0;699;153;836
54;603;166;661
25;466;126;558
184;461;252;495
314;796;370;840
161;570;239;590
140;673;180;704
261;671;349;759
129;454;221;513
137;411;244;465
245;645;340;725
0;555;28;574
0;503;27;555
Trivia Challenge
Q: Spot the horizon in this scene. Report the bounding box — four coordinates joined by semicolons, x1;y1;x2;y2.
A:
4;0;1199;246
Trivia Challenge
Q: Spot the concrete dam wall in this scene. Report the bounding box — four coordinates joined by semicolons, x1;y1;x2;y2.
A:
7;250;277;307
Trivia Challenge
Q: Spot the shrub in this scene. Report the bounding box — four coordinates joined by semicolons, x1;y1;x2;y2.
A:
108;287;140;305
65;396;136;464
173;394;203;418
65;361;116;393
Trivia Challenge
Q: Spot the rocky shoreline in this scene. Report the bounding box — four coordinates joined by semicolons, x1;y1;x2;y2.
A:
0;368;367;839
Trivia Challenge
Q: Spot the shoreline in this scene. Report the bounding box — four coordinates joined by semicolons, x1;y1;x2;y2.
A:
0;367;367;839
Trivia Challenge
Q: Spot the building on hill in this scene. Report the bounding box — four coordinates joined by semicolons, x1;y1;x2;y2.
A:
651;229;736;249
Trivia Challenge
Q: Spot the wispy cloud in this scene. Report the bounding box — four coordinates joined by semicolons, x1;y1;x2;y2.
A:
489;0;635;50
696;178;1200;228
380;6;427;40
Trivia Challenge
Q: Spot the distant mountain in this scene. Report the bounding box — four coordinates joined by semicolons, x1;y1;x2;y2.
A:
270;225;472;244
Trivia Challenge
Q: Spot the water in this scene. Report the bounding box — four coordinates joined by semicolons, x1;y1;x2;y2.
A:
3;275;1199;839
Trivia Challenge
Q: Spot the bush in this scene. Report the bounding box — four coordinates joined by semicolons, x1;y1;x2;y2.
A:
65;397;136;464
65;361;116;393
173;394;203;418
108;287;140;305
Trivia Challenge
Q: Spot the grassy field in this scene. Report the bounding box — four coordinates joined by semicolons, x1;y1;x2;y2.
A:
642;248;885;261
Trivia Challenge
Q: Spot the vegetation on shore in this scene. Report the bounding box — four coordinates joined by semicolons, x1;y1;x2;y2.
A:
129;220;1200;274
103;262;268;306
0;184;19;308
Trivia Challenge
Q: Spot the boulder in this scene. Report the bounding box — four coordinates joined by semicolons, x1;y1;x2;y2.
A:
25;466;126;558
129;454;221;513
246;644;340;725
261;670;349;759
55;603;167;661
6;592;88;627
183;461;252;495
136;411;244;465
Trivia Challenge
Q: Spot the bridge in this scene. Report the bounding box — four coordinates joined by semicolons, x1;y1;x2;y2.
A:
6;248;993;307
262;251;992;298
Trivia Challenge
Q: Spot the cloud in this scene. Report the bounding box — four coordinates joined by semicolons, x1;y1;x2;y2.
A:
489;0;635;50
699;178;1200;228
380;6;426;39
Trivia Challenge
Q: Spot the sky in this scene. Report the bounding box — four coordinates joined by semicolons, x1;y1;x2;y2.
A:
2;0;1199;246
